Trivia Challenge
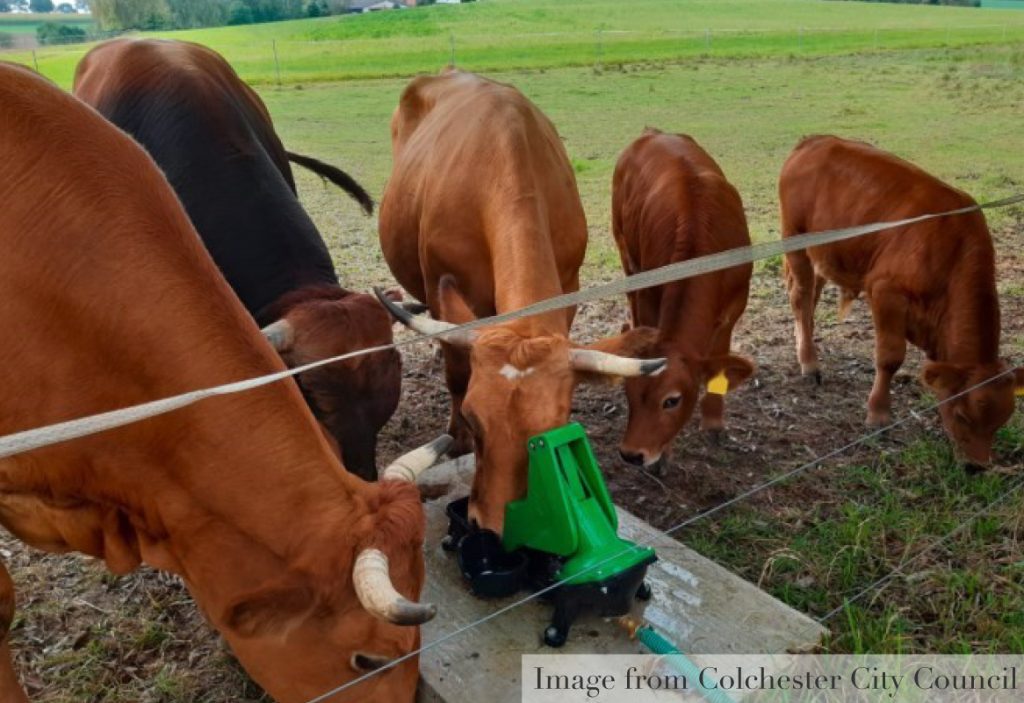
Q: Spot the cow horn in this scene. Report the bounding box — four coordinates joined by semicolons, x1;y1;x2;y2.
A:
373;287;477;347
569;349;668;377
261;319;295;352
380;434;454;482
353;548;436;625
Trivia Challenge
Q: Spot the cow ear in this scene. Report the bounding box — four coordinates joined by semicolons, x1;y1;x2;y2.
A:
222;580;317;639
921;361;969;397
700;354;756;394
437;275;478;325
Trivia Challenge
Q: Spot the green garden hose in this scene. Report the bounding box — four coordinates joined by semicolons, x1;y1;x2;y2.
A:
621;617;737;703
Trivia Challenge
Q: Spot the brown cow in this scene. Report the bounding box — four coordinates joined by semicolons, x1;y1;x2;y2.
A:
0;63;445;703
377;70;665;534
611;129;756;470
73;39;398;481
780;135;1023;469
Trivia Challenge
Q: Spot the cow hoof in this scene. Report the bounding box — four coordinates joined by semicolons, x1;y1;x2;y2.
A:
646;456;667;476
703;428;724;446
865;411;891;428
802;370;822;386
964;463;988;475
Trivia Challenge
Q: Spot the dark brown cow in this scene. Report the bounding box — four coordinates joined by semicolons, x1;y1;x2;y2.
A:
377;70;665;534
611;129;756;470
780;135;1023;469
73;39;398;480
0;62;444;703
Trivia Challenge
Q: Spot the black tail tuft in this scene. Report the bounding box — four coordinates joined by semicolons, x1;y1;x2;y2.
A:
286;150;374;216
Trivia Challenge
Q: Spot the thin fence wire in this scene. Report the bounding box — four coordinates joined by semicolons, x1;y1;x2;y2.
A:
816;475;1024;626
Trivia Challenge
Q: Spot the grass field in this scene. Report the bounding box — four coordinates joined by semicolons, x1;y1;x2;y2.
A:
5;0;1024;85
2;1;1024;699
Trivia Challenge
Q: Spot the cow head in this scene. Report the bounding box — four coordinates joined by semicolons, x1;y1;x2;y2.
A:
921;361;1024;471
614;332;756;469
261;287;402;481
219;437;450;703
377;278;665;534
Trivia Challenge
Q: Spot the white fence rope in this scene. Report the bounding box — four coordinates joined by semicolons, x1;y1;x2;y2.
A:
1;193;1020;460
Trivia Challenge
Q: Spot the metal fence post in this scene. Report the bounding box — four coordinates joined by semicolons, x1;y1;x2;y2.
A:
705;28;711;49
450;32;456;66
32;50;38;72
799;27;804;50
595;28;603;71
272;39;281;87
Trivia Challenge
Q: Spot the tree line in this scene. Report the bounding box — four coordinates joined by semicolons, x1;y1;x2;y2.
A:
89;0;419;31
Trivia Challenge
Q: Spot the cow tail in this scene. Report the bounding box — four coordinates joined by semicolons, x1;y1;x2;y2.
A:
285;151;374;216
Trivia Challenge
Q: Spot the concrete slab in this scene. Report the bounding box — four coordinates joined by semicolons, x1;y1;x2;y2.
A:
416;455;826;703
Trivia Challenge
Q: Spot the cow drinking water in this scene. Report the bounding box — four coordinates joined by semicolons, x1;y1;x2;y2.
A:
377;70;665;534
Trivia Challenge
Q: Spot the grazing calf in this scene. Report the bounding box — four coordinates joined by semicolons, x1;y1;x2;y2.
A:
780;135;1023;469
611;129;755;470
0;62;441;703
377;70;664;534
74;39;398;480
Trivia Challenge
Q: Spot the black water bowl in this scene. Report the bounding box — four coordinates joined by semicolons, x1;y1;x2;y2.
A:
457;530;528;599
442;496;472;552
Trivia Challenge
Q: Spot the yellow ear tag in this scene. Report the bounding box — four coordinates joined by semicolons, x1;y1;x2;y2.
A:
707;370;729;396
1015;387;1024;398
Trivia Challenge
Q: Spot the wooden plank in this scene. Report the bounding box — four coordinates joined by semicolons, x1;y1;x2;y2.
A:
416;455;825;703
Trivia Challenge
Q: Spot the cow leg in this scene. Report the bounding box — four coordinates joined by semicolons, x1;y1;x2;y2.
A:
442;343;474;456
866;286;908;427
0;561;29;703
784;251;822;382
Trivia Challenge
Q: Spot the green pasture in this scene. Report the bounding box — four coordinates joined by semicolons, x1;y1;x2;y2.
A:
247;44;1024;286
7;0;1024;87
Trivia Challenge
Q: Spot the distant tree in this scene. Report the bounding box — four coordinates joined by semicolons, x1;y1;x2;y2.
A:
167;0;229;28
37;20;87;44
0;1;11;11
227;0;253;24
56;1;75;11
92;0;171;30
30;0;55;12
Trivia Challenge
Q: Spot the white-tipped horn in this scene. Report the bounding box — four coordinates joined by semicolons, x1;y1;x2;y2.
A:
261;319;295;352
353;548;436;626
373;287;477;347
380;434;454;483
569;349;667;378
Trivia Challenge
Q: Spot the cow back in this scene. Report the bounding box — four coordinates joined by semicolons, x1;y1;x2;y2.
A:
74;39;338;321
